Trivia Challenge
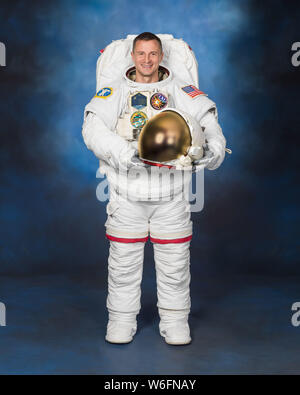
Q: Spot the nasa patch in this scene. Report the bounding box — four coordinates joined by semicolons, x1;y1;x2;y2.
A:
95;87;113;98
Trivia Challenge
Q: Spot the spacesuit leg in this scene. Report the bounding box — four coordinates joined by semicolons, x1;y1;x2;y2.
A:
104;194;149;343
105;239;145;343
153;241;192;345
107;240;145;316
150;198;192;345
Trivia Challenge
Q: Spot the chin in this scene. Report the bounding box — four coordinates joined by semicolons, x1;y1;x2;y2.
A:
139;69;157;77
140;68;152;74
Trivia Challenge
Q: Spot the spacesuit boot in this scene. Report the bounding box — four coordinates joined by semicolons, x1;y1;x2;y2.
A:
105;312;137;344
158;308;191;345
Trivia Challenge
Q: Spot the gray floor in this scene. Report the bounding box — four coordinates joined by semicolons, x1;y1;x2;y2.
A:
0;259;299;375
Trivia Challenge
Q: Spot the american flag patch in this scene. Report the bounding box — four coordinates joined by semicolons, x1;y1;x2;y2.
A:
181;85;206;98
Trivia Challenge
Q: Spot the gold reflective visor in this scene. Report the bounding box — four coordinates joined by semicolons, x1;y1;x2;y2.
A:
138;110;192;163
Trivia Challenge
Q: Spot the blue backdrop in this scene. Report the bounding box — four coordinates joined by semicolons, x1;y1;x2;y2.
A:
0;0;299;374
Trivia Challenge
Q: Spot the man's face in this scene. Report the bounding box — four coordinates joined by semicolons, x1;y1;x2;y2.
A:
131;39;163;79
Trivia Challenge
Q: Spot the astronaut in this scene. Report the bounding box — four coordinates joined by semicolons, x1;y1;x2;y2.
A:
82;32;226;345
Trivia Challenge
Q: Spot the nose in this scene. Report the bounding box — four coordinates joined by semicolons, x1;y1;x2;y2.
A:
145;53;151;63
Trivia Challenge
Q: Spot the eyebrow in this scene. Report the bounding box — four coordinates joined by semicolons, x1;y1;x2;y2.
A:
136;51;158;54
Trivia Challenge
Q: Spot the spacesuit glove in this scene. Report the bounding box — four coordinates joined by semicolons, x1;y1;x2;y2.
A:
176;149;213;172
174;155;192;170
204;141;225;170
119;147;150;170
190;145;213;172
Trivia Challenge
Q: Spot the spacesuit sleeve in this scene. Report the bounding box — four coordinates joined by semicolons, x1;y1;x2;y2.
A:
200;109;226;151
82;111;136;169
199;110;226;170
174;84;226;169
182;92;226;150
173;84;226;148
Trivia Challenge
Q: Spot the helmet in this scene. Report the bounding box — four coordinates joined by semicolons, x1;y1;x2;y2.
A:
138;108;205;167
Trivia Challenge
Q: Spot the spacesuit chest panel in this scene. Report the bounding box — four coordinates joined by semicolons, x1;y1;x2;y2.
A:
116;89;171;141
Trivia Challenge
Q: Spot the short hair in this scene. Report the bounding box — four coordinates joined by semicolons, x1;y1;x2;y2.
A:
132;32;162;53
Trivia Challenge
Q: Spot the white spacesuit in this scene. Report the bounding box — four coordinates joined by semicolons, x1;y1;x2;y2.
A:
82;35;226;345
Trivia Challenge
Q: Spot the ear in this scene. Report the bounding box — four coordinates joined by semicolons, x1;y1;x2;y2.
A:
160;51;164;63
131;51;134;61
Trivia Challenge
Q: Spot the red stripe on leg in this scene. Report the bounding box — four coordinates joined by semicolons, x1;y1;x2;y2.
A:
106;234;148;243
150;235;192;244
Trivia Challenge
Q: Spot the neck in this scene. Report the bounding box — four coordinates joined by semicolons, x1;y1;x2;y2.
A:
135;70;159;84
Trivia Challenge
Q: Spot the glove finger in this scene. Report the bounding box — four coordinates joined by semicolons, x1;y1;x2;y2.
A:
192;164;205;173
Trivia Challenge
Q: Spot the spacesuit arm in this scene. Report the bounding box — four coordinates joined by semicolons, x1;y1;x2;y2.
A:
173;84;226;170
199;110;226;170
82;112;136;169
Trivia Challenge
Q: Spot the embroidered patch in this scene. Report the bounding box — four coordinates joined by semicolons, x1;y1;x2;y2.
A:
181;85;206;98
150;93;168;110
95;87;113;98
131;93;147;110
130;111;148;129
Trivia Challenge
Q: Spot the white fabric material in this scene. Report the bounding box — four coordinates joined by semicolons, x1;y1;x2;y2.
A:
82;112;136;170
200;111;226;170
105;197;192;314
107;240;144;314
154;241;191;310
105;193;192;241
107;240;191;314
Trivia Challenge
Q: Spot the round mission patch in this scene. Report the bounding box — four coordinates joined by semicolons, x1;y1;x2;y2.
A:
130;111;148;129
150;92;168;110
